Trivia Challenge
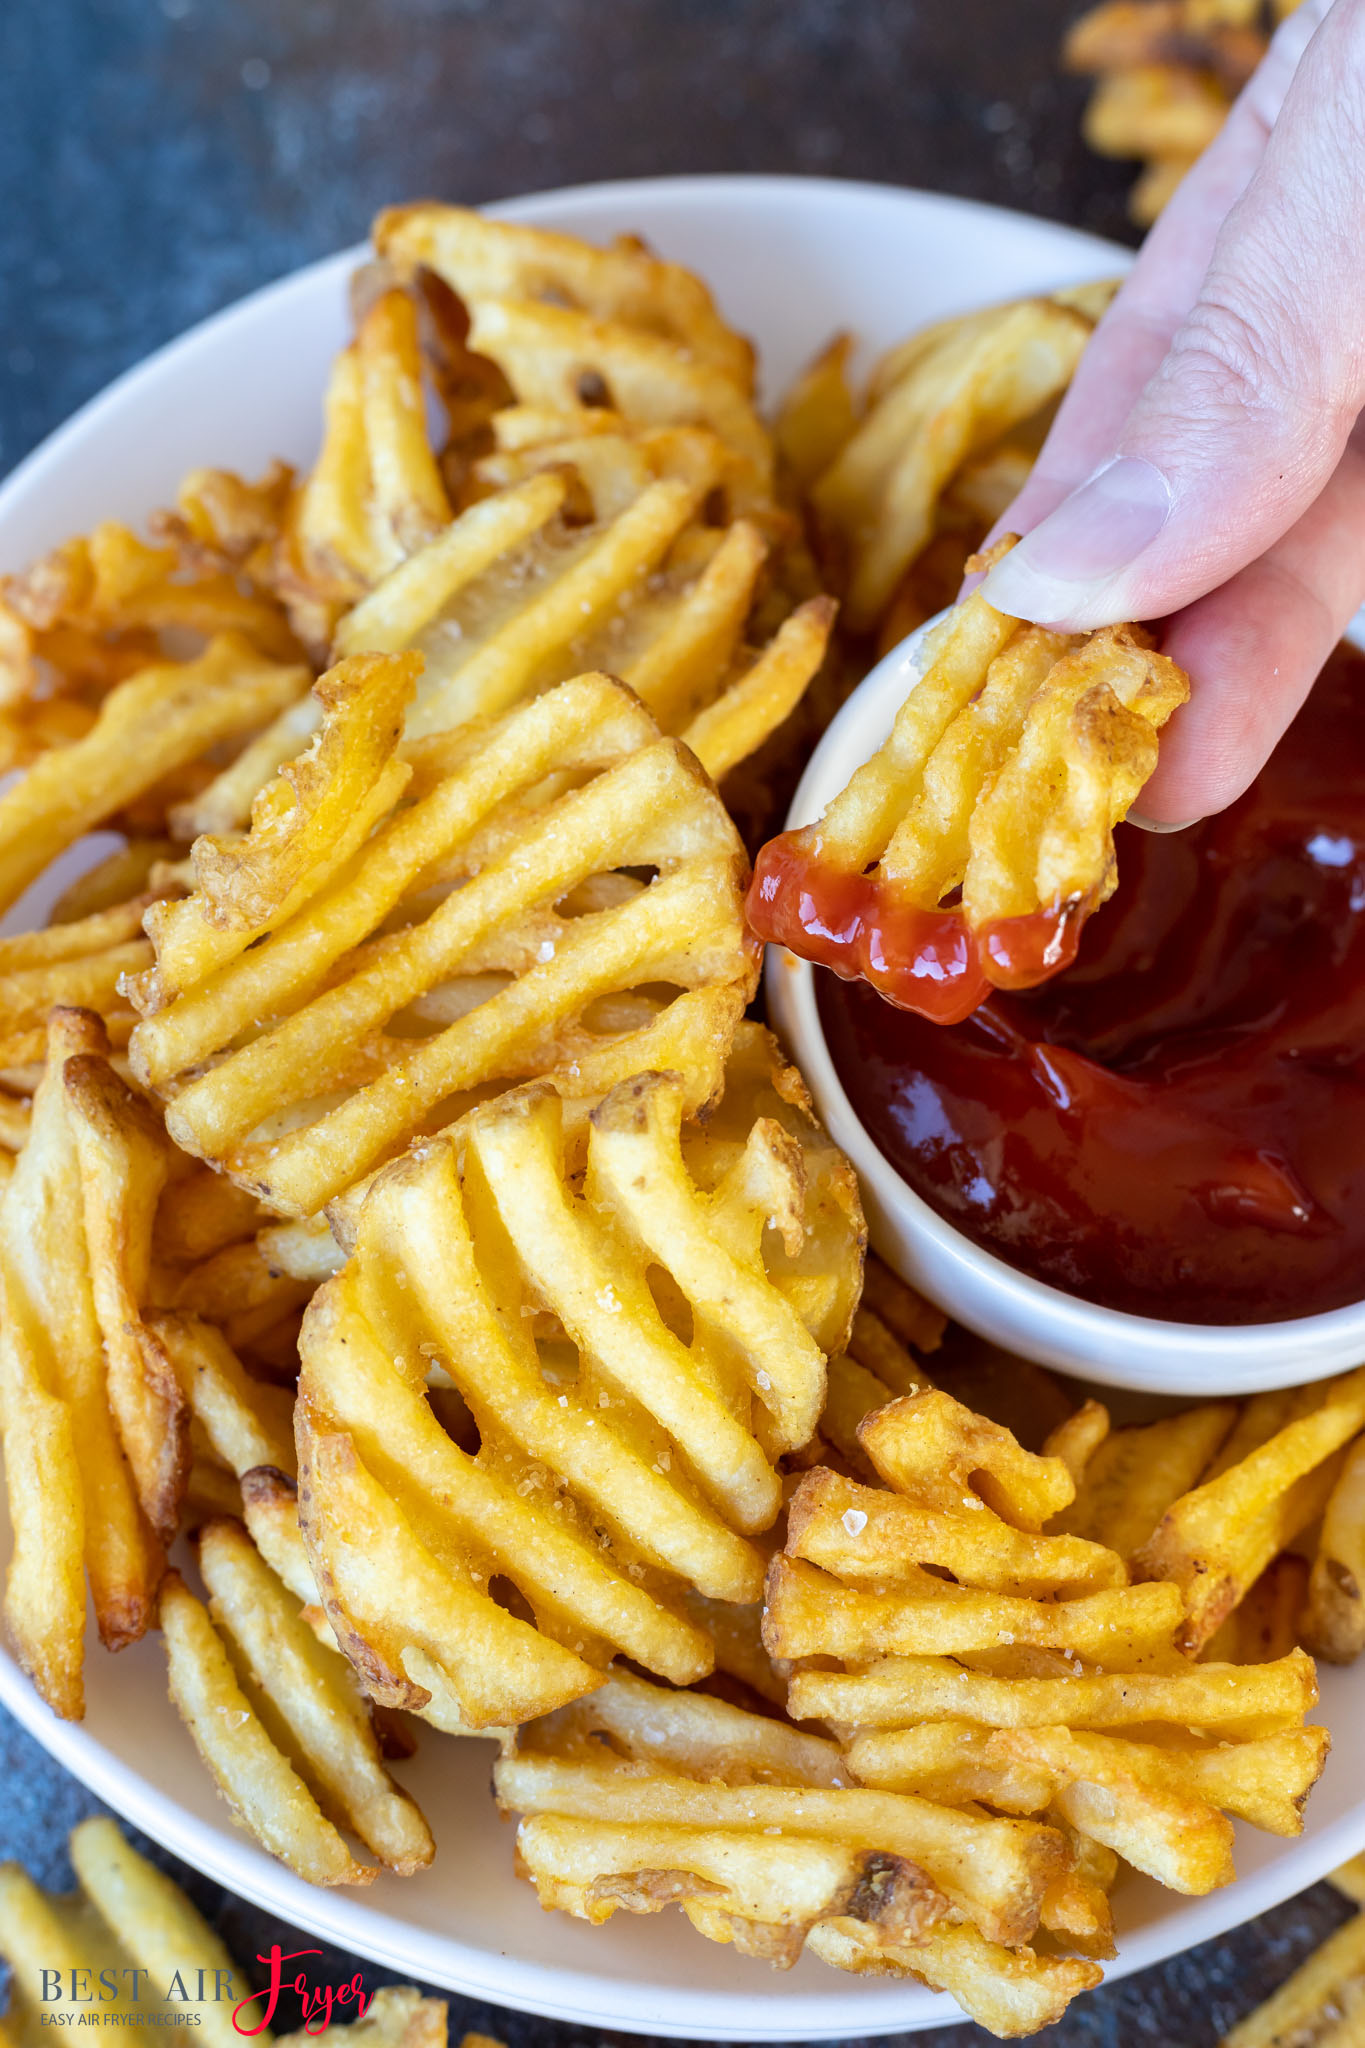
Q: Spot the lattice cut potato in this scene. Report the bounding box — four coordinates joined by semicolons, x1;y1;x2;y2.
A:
161;1516;433;1885
374;204;772;501
801;288;1110;635
296;1050;860;1731
494;1670;1101;2036
773;1388;1328;2002
127;664;758;1217
326;451;833;781
748;558;1189;1019
280;286;455;654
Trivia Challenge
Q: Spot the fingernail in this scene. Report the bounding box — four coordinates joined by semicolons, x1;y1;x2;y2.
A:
1128;809;1199;834
979;457;1173;625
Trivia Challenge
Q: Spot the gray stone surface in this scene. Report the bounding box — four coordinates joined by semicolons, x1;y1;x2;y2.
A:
0;2;1350;2041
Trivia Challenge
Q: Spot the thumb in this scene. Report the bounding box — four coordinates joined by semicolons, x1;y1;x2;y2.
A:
980;0;1365;631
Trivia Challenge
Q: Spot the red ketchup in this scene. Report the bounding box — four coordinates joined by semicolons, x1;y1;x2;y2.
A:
812;643;1365;1325
747;838;1090;1023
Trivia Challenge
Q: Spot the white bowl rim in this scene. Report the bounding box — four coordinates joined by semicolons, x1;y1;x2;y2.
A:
768;615;1365;1396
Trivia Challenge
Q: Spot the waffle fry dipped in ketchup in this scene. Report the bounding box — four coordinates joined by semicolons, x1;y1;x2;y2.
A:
747;539;1189;1023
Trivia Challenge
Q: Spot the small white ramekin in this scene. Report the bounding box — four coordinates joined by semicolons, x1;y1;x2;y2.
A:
767;617;1365;1396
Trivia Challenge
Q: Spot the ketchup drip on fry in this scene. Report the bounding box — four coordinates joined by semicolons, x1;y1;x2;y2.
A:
817;642;1365;1325
746;837;1087;1024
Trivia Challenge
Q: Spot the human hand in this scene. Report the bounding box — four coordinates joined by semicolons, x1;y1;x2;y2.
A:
976;0;1365;823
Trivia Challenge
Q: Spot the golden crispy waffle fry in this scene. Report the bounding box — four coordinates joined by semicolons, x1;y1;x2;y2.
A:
282;288;453;653
1304;1433;1365;1664
1135;1365;1365;1653
326;450;832;776
297;1058;854;1728
772;1387;1327;1983
987;1725;1327;1891
375;206;770;499
748;565;1189;1020
775;335;858;493
785;1466;1126;1599
63;1043;189;1543
130;672;757;1218
1202;1551;1310;1665
0;515;301;713
807;1918;1102;2037
1065;0;1269;79
808;293;1101;633
0;634;308;917
495;1670;1069;1957
0;893;154;1051
0;1011;166;1715
803;1646;1318;1739
137;651;417;1009
0;1819;245;2048
199;1516;431;1872
767;1553;1181;1668
377;207;755;386
1220;1904;1365;2045
678;1020;865;1362
1050;1401;1236;1556
160;1518;429;1888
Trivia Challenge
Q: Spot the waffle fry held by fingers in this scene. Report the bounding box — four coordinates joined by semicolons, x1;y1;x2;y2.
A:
129;665;757;1218
296;1056;859;1731
494;1672;1099;2036
748;552;1189;1021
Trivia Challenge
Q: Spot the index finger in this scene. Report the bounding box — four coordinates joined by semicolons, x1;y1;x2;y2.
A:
993;0;1328;540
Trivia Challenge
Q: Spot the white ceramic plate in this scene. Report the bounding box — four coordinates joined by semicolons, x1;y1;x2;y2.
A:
1;175;1360;2039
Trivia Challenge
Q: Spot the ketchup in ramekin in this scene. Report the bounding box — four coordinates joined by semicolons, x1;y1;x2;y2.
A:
816;641;1365;1325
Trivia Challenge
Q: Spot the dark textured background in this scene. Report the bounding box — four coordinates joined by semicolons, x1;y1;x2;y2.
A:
0;1;1352;2041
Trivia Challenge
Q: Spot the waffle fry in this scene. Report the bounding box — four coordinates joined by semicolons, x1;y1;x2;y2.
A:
163;1515;433;1880
771;1389;1326;2016
679;1020;865;1361
1135;1365;1365;1652
324;452;832;778
297;1052;857;1729
0;893;154;1057
495;1671;1076;1969
807;291;1105;634
0;634;308;917
130;670;757;1217
0;1011;166;1716
1203;1552;1309;1664
748;563;1189;1019
1304;1434;1365;1663
0;514;300;713
63;1040;189;1543
1050;1401;1236;1556
375;206;771;499
281;287;453;654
